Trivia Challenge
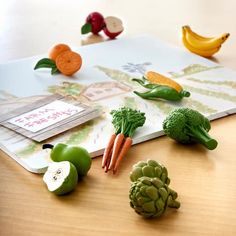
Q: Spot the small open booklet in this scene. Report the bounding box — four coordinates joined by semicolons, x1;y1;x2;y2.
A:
0;94;100;142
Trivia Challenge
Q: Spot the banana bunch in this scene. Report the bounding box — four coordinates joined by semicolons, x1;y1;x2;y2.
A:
182;25;230;57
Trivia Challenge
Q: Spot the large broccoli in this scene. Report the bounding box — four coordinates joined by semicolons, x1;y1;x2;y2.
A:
163;107;218;150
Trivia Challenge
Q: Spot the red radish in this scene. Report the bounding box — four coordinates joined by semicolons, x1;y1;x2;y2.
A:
103;16;124;39
81;12;105;35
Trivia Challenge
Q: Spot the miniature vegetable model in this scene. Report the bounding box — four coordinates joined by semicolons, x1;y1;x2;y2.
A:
102;107;146;174
42;143;92;177
163;107;218;150
130;159;170;185
146;71;184;92
43;161;78;195
132;72;190;101
129;176;180;218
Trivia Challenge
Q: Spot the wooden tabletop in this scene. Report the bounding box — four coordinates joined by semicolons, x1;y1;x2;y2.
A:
1;1;236;235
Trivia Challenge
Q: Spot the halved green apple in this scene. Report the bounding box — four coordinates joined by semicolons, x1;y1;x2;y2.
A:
43;161;78;195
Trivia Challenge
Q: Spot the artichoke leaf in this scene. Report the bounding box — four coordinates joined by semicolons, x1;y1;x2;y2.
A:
137;196;152;205
142;201;156;213
155;198;165;211
130;167;143;182
140;177;152;186
145;186;158;200
155;166;162;177
147;159;159;167
152;178;164;188
142;166;155;178
159;187;168;201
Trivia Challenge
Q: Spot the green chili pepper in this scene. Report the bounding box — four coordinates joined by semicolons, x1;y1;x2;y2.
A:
132;78;160;89
132;78;190;101
134;86;190;101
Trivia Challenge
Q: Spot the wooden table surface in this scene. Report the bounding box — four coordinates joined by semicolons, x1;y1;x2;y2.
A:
0;0;236;235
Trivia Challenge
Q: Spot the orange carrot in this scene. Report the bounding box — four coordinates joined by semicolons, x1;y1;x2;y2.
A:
102;134;116;168
113;137;133;174
104;151;112;173
108;133;125;170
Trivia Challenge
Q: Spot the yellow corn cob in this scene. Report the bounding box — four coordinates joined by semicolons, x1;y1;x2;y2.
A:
146;71;183;93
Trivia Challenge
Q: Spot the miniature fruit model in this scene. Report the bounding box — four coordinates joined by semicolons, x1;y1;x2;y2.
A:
182;25;230;57
81;12;105;35
34;43;82;76
49;44;71;61
43;161;78;195
55;50;82;76
43;143;92;177
103;16;124;39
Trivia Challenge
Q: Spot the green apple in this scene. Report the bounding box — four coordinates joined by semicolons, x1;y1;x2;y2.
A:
43;161;78;195
43;143;92;177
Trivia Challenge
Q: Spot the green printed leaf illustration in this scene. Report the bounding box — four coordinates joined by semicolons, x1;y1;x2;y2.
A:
187;77;236;90
152;100;176;115
183;84;236;103
48;82;85;97
124;96;137;110
66;122;94;145
96;65;220;116
169;64;221;78
181;98;217;115
16;143;38;157
96;65;138;87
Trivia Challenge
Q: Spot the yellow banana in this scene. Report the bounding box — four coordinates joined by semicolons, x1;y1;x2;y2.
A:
183;25;213;41
184;26;229;50
182;27;221;57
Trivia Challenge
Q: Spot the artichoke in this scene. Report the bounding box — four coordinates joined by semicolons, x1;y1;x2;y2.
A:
130;159;170;185
129;176;180;218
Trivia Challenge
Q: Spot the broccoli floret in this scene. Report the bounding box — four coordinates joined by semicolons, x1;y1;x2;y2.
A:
163;107;218;150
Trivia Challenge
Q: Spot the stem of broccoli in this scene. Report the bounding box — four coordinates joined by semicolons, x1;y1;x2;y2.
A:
186;124;218;150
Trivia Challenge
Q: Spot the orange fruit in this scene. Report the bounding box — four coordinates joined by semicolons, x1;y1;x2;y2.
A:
49;43;71;61
56;51;82;76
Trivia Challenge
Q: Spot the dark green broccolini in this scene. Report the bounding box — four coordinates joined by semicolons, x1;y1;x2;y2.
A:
163;107;218;150
132;77;190;101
